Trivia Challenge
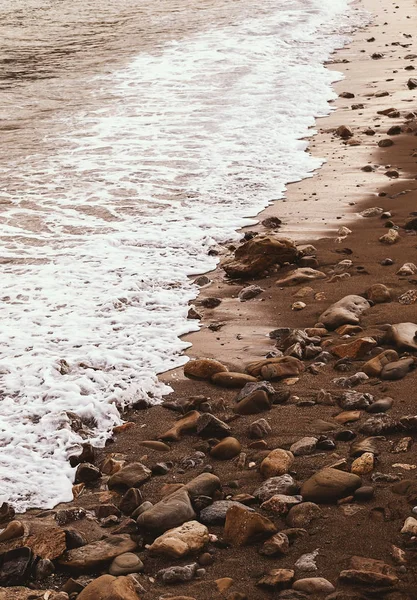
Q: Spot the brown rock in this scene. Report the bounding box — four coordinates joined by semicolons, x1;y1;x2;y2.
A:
0;590;68;600
260;532;290;556
366;283;391;303
210;437;242;460
334;411;362;424
26;527;67;560
211;372;257;388
257;569;294;590
0;521;24;543
379;230;399;244
260;449;294;478
300;468;361;503
319;295;370;330
331;337;377;359
384;323;417;351
276;268;326;287
351;453;374;475
58;535;137;570
222;236;298;278
149;521;209;558
234;390;271;415
246;356;303;378
336;325;363;336
159;410;201;441
108;462;151;490
216;577;234;593
335;125;354;138
286;502;322;528
381;358;415;380
362;350;399;377
137;440;170;452
77;574;140;600
224;505;277;545
184;359;228;380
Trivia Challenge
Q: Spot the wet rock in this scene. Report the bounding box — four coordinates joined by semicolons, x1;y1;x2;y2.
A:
276;268;326;287
381;357;415;380
222;235;298;278
238;285;264;301
120;488;143;515
363;350;399;377
319;296;370;330
260;532;290;556
58;535;137;570
301;468;361;503
257;569;295;590
184;358;228;380
200;501;253;525
0;503;15;525
234;390;271;415
293;578;334;594
196;413;231;438
260;449;294;478
331;337;377;359
75;462;101;485
254;475;298;502
211;372;257;388
77;574;140;600
149;521;209;558
210;437;241;460
248;418;272;439
366;283;391;304
290;437;318;456
351;453;374;475
108;462;151;490
157;562;198;584
224;505;277;545
0;547;33;586
109;553;143;576
335;125;353;138
159;411;201;441
286;503;322;528
0;520;24;542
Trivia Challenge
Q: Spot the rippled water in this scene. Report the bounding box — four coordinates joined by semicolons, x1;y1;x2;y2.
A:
0;0;369;510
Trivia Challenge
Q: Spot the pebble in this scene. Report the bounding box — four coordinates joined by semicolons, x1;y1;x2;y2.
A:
109;552;143;576
290;437;318;456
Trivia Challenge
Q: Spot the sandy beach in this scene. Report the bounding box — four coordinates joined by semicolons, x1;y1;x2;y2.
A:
1;0;417;598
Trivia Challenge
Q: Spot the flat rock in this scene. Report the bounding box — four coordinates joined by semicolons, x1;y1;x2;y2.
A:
331;337;376;359
59;535;137;570
222;236;298;278
184;358;228;380
276;268;326;287
301;468;361;503
149;521;209;558
108;462;151;490
77;574;140;600
224;505;277;545
293;578;335;594
384;323;417;351
260;449;294;478
246;356;303;379
109;553;143;576
320;296;370;330
26;526;66;560
211;372;257;388
257;569;295;590
290;437;318;456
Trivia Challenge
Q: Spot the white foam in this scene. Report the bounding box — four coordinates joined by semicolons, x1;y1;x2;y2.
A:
0;0;370;511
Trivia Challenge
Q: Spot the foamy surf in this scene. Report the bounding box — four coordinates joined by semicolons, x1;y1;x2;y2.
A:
0;0;369;511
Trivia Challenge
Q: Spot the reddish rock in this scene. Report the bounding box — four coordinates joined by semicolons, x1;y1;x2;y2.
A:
224;505;276;546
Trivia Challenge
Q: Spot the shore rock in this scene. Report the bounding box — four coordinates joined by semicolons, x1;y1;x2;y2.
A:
136;488;196;534
234;390;271;415
210;437;241;460
254;475;298;502
26;526;66;560
0;548;33;586
248;418;272;439
184;358;228;380
109;553;143;576
224;505;277;545
238;285;264;301
0;591;68;600
196;413;231;438
301;468;361;503
159;411;201;441
157;563;198;584
0;521;24;543
293;578;335;594
108;462;151;490
260;449;294;478
211;372;257;388
362;350;398;377
290;437;318;456
339;556;398;587
384;323;417;351
222;236;298;278
331;337;376;359
260;532;290;556
381;357;415;380
58;535;137;570
286;502;322;528
366;283;391;303
257;569;295;590
200;501;253;525
276;268;326;287
77;575;140;600
149;521;209;558
319;296;370;330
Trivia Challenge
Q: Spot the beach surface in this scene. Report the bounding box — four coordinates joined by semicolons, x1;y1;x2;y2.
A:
1;0;417;598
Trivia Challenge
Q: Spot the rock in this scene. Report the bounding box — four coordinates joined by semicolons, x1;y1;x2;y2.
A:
398;290;417;305
254;475;298;502
0;503;15;525
260;449;294;478
334;411;361;425
200;501;253;525
34;558;54;580
234;390;271;415
381;358;415;380
26;526;67;560
290;437;318;456
293;578;335;594
359;414;398;435
184;359;228;380
384;323;417;351
260;532;290;556
0;547;33;586
0;590;68;600
109;553;143;576
295;550;319;572
401;517;417;535
339;92;355;98
136;488;195;534
339;391;373;410
196;413;231;438
262;216;282;228
211;372;257;388
277;592;308;600
210;437;241;460
258;569;295;590
335;125;353;138
222;236;298;278
59;536;137;570
360;207;384;218
184;473;221;498
397;262;417;276
378;139;394;147
137;440;170;452
261;495;302;515
160;411;201;441
246;356;304;380
404;217;417;231
149;521;209;558
77;574;140;600
276;268;326;287
353;486;375;501
331;337;377;360
201;297;221;308
108;463;151;490
119;488;143;515
224;505;277;545
366;398;393;413
385;170;399;179
379;230;399;244
238;285;264;301
407;78;417;89
286;503;322;528
339;556;399;587
333;372;369;388
301;468;361;503
0;521;24;542
366;284;391;304
248;418;272;439
351;453;374;475
292;302;306;311
363;350;399;377
216;578;234;593
75;462;101;484
319;296;370;330
157;563;198;584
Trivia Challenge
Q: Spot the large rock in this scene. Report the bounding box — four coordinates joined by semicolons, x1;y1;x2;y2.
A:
246;356;304;380
224;505;276;546
184;359;228;380
136;488;196;534
26;526;66;560
301;468;362;503
276;268;326;287
148;521;209;558
108;463;151;490
260;449;294;478
77;575;140;600
58;535;137;570
384;323;417;351
222;236;298;278
362;350;398;377
319;296;370;330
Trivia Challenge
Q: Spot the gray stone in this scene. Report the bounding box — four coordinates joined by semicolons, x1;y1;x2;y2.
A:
253;475;298;503
290;437;318;456
136;488;195;534
108;463;151;490
157;562;198;584
238;285;264;301
384;323;417;351
319;295;370;330
200;501;253;525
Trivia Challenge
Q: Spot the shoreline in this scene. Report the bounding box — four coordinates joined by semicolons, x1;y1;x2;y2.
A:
2;0;417;598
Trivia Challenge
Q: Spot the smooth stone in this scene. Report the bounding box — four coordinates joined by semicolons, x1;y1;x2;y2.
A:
224;505;277;545
0;520;24;542
210;437;241;460
234;390;271;415
260;449;294;478
58;535;137;570
75;463;101;484
319;296;370;330
363;350;399;377
301;468;361;503
353;486;375;501
366;398;393;413
77;574;140;600
276;268;326;287
184;358;228;380
159;411;201;441
137;440;170;452
200;501;253;525
109;553;143;576
149;521;209;558
254;475;298;502
211;372;257;388
366;283;391;304
290;437;318;456
136;488;195;534
238;285;264;301
108;463;151;490
293;578;335;594
381;358;415;380
286;503;322;528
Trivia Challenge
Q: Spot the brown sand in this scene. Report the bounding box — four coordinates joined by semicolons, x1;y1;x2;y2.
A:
3;0;417;598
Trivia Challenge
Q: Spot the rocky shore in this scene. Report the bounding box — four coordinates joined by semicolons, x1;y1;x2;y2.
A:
1;0;417;599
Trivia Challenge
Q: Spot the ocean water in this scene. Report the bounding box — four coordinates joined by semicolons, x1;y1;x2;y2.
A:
0;0;369;511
